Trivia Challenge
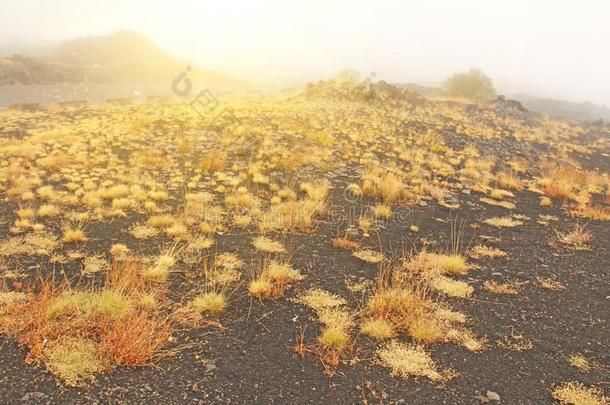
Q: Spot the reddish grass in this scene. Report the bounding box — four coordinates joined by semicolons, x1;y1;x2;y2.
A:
0;259;173;378
332;237;362;250
99;312;172;367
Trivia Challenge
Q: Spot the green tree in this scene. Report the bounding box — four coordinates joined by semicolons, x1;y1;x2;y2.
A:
443;68;496;101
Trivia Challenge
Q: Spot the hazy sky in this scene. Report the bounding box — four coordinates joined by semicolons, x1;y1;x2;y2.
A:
1;0;609;105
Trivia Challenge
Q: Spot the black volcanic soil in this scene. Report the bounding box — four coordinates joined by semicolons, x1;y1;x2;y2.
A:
0;113;608;405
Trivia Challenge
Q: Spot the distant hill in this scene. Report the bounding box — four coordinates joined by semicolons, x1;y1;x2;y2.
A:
0;30;246;90
508;94;610;123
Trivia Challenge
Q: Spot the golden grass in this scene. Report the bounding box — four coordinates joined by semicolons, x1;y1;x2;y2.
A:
539;196;552;207
469;244;506;259
259;199;325;232
294;289;347;312
248;278;273;299
361;318;395;340
353;249;385;264
480;197;516;209
199;152;226;173
252;236;286;254
130;224;159;239
358;215;373;235
3;82;607;388
483;216;523;227
445;328;487;352
0;232;59;256
362;168;406;203
38;204;60;217
376;341;447;382
147;215;174;228
429;253;469;275
551;381;607;405
483;280;524;295
110;243;130;256
536;276;566;291
567;353;591;372
63;227;87;243
192;292;226;315
430;276;473;298
264;261;302;285
0;291;27;307
555;223;592;250
570;205;610;221
407;317;444;344
318;326;349;351
331;237;361;250
83;255;109;274
374;204;392;219
142;253;177;281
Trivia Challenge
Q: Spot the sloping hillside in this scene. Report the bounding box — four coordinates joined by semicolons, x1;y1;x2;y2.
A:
0;30;246;90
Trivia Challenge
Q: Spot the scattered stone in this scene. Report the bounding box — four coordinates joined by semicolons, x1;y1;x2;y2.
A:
486;390;500;401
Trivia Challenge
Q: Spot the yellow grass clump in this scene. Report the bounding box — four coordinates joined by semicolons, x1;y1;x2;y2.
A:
376;341;449;382
361;318;395;340
551;381;607;405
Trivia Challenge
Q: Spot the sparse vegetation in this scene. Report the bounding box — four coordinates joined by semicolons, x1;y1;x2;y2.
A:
0;72;607;403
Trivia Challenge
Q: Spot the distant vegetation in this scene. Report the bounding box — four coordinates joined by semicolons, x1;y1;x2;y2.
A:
442;68;496;101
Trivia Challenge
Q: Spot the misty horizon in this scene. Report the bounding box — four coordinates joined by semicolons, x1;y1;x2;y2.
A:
1;0;610;107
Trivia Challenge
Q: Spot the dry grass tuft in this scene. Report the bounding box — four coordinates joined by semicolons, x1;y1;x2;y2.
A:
429;253;469;275
570;205;610;221
496;331;533;352
110;243;130;257
470;245;506;259
0;232;59;256
248;278;273;299
376;341;449;381
353;249;385;264
0;291;27;307
536;276;566;291
374;204;393;219
361;318;395;340
63;227;87;243
129;224;159;239
480;197;516;209
430;276;473;298
483;216;523;228
294;288;352;373
445;328;487;352
551;381;607;405
142;254;177;282
483;280;524;295
331;237;361;250
567;354;591;372
192;292;226;315
83;255;109;274
43;337;105;386
555;223;592;250
318;326;349;351
252;236;286;254
407;317;445;344
294;289;347;312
